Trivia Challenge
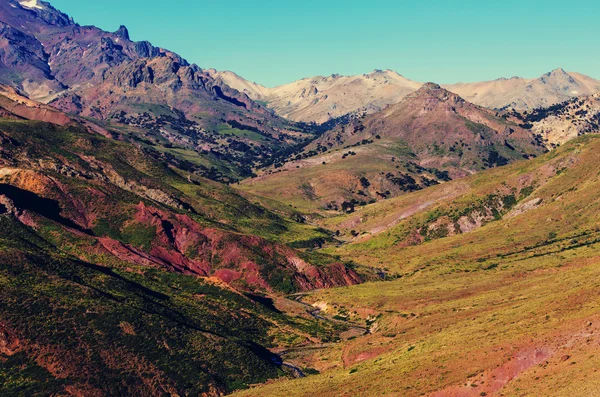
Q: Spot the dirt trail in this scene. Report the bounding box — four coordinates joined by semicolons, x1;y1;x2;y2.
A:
289;294;368;333
273;294;369;375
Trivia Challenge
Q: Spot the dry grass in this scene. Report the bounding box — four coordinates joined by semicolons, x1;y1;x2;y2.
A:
233;135;600;396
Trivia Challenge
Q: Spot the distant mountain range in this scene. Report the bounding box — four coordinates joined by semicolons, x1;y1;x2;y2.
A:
448;68;600;112
208;69;422;123
211;68;600;123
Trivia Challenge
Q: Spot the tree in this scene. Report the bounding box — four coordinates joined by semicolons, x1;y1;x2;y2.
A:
341;201;355;213
359;176;371;189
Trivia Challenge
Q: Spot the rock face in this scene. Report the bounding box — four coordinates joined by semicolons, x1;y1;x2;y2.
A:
0;20;65;98
512;94;600;147
114;25;130;40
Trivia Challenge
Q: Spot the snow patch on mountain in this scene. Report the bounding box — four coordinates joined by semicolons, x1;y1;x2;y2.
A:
18;0;45;10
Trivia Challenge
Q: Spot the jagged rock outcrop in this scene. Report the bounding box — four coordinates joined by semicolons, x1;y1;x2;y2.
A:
518;94;600;146
114;25;130;40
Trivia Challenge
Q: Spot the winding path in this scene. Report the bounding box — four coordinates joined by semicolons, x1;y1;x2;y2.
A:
288;293;369;333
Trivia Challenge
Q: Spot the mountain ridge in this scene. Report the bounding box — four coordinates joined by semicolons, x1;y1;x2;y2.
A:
211;67;600;123
447;67;600;112
0;0;321;184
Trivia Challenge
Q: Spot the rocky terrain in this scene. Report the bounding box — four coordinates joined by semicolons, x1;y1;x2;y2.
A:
508;94;600;147
0;0;319;183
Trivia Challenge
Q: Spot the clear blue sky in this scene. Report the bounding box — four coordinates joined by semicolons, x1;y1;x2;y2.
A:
49;0;600;87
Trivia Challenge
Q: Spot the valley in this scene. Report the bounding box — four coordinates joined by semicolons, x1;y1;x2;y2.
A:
1;1;600;396
234;135;600;397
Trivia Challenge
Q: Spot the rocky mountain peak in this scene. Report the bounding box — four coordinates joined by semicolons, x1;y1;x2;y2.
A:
11;0;74;27
548;67;568;76
539;67;577;86
17;0;45;10
389;82;474;117
409;82;461;103
420;82;442;90
115;25;130;40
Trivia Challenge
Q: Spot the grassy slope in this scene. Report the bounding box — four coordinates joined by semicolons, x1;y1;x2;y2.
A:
0;118;353;395
0;217;281;396
0;214;350;395
233;135;600;396
239;139;430;212
0;119;327;246
323;135;595;270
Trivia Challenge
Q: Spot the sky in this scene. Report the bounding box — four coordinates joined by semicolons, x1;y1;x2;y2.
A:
48;0;600;87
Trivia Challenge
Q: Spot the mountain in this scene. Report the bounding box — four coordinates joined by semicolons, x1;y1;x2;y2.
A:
445;68;600;111
211;68;600;123
240;83;545;211
0;91;365;395
209;69;422;123
5;2;600;396
0;0;70;98
234;133;600;397
0;0;318;183
207;69;271;100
